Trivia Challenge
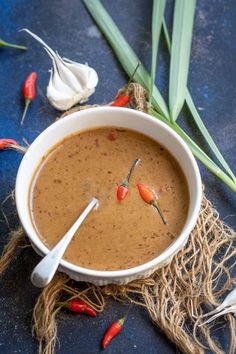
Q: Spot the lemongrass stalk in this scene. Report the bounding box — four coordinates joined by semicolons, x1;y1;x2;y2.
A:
149;107;236;193
163;19;236;183
149;0;166;103
83;0;236;192
162;20;171;52
169;0;196;121
83;0;169;119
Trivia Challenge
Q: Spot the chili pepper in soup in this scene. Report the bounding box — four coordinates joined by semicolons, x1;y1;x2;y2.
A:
30;127;189;271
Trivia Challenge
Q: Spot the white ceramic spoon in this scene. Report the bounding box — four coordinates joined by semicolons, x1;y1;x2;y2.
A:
31;197;99;288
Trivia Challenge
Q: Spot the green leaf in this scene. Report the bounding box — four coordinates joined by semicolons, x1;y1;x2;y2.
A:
83;0;169;119
149;0;166;103
163;19;236;183
185;92;236;183
149;108;236;193
162;20;171;52
169;0;196;121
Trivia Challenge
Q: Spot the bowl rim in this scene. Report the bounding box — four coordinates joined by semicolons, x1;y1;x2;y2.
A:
15;106;202;279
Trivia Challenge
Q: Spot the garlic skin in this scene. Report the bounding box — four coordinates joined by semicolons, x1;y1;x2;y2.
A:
21;29;98;111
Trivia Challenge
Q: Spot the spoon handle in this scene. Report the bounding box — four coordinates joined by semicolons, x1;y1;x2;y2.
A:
31;198;99;288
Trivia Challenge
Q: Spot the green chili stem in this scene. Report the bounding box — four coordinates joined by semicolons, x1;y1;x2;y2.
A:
118;304;133;326
127;62;140;86
126;158;141;183
0;39;27;50
21;99;31;125
57;301;69;308
122;63;140;94
152;199;167;225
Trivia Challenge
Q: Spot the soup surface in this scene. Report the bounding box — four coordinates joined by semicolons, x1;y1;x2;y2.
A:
30;127;189;271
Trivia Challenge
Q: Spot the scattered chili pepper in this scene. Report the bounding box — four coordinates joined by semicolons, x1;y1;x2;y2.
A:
117;158;141;202
111;63;140;107
137;183;167;224
57;299;97;317
112;93;130;107
0;138;27;153
21;72;37;125
0;139;18;150
0;38;27;51
102;305;132;349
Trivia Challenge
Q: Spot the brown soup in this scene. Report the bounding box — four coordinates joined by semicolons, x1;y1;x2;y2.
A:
30;127;189;271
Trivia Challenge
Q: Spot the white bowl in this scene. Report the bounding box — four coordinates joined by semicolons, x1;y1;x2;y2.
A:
15;107;201;285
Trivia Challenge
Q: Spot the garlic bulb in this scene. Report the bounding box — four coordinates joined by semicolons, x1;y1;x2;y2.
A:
21;29;98;111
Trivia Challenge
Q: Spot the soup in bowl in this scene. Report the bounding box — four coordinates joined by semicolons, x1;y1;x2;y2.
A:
15;107;201;285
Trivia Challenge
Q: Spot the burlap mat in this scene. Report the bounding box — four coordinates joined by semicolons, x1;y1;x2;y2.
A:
1;83;236;354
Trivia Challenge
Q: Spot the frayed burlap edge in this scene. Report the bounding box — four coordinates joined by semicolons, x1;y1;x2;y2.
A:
1;83;236;354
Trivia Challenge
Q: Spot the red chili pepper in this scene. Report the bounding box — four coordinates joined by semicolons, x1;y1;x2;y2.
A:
21;72;37;125
0;139;18;150
117;184;129;201
117;159;141;202
111;63;140;107
112;93;130;107
137;183;167;224
58;300;97;317
0;138;27;153
102;306;132;349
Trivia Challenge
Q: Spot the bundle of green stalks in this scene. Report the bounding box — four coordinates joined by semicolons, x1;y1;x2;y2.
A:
83;0;236;193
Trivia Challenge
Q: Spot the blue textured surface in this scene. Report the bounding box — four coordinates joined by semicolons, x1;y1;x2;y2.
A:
0;1;236;353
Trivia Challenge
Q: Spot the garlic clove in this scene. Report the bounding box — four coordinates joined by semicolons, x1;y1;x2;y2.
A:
22;28;98;111
53;53;83;93
87;67;99;89
49;60;76;97
63;57;98;89
45;48;82;97
21;28;78;91
47;81;82;111
80;87;95;103
47;70;84;111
